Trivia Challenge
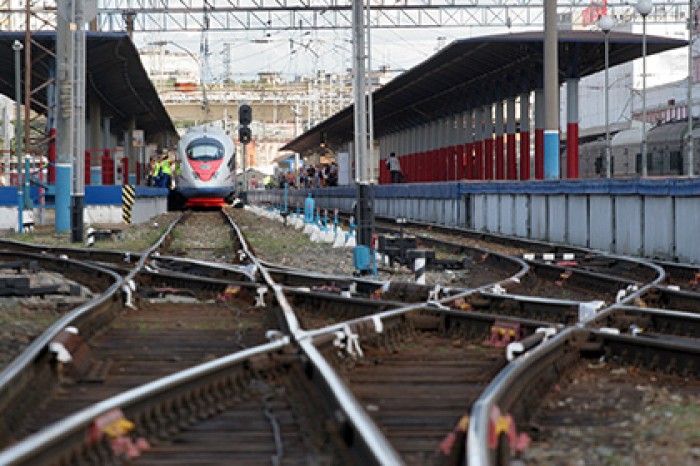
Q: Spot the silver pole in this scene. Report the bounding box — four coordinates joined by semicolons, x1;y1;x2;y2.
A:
56;0;73;233
605;30;611;178
543;0;559;180
71;0;86;242
13;40;23;233
689;0;695;176
352;0;374;254
366;0;375;184
641;15;648;176
13;41;22;181
353;0;368;184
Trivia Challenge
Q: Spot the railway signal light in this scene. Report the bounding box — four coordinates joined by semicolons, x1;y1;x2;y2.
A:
238;104;252;126
239;126;252;145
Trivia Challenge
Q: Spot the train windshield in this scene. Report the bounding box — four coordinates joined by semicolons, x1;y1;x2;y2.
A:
185;138;225;161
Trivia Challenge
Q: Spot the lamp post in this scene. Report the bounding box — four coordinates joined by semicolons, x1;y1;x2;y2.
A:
636;0;653;177
12;40;23;232
599;15;614;178
688;0;695;176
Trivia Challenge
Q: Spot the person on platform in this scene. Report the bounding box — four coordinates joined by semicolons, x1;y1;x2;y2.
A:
387;152;402;184
169;153;181;189
157;152;172;188
147;157;157;186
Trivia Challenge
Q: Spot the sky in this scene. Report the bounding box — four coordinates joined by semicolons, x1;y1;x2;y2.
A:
132;26;513;81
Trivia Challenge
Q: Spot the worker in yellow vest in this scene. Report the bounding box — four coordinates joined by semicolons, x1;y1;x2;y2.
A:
158;153;172;188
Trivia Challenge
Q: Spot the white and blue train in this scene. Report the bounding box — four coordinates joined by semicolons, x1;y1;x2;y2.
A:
171;125;237;208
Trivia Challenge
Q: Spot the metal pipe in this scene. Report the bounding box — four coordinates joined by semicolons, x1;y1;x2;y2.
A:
636;0;653;176
642;15;648;176
13;40;23;233
24;1;31;156
688;0;695;176
605;30;611;178
543;0;559;180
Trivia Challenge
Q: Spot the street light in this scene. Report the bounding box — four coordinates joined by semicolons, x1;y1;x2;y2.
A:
12;40;22;170
636;0;653;177
599;15;614;178
12;40;23;232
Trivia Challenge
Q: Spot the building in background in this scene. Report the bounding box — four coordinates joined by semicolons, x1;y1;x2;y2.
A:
140;43;397;172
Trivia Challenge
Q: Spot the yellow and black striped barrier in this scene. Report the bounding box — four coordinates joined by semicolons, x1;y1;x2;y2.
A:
122;185;135;224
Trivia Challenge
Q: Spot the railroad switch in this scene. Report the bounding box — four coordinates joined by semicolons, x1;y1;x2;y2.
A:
377;235;418;267
0;278;77;297
484;321;521;348
49;327;93;381
0;259;40;274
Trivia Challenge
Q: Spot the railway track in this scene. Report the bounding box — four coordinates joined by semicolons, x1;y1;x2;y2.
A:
370;217;661;304
1;268;273;449
469;327;700;465
3;206;700;465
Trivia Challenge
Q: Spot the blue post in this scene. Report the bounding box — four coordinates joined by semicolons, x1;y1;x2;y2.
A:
304;193;314;223
544;130;560;180
333;209;339;233
283;182;288;213
55;163;71;232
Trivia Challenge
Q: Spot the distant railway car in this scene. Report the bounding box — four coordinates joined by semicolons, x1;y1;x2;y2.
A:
578;120;700;177
171;125;236;209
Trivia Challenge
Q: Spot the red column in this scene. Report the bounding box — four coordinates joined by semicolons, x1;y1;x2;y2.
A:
430;150;438;181
455;145;465;180
566;122;579;178
507;134;517;180
495;135;505;179
464;143;473;180
439;147;448;181
474;140;483;180
415;152;423;182
47;128;56;184
121;157;129;185
102;152;115;185
84;150;91;185
519;132;530;181
484;137;494;180
535;129;544;180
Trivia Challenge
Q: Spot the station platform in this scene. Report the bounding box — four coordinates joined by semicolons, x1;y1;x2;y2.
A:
0;185;169;231
249;177;700;265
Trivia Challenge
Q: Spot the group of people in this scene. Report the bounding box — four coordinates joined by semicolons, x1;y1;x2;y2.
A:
255;163;339;190
147;151;181;188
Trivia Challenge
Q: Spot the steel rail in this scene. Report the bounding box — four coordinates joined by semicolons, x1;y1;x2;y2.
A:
468;323;700;465
468;254;665;464
0;252;123;395
225;208;411;463
0;338;290;466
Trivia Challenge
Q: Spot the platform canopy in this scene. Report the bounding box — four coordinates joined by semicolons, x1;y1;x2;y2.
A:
283;30;687;155
0;31;176;141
